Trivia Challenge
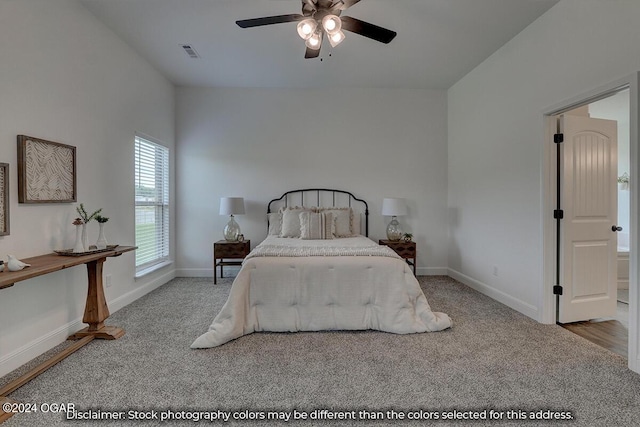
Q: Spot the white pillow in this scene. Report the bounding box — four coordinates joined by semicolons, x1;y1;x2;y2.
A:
280;207;309;238
300;211;334;240
320;207;353;237
267;212;282;236
352;212;361;235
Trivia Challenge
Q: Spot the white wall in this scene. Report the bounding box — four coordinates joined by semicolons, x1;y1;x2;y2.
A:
447;0;640;320
0;0;175;377
176;87;448;276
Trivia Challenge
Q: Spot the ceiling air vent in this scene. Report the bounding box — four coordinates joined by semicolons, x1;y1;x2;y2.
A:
181;44;200;59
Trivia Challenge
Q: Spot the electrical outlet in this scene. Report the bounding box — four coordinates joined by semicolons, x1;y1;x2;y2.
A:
105;274;112;288
492;266;499;277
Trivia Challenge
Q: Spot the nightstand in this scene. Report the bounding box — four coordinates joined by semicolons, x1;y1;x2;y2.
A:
213;240;250;284
379;239;416;275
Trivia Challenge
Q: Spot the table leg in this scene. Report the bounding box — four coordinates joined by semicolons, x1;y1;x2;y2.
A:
68;258;124;340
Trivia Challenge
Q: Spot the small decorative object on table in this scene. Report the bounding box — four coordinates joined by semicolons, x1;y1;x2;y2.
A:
0;260;4;272
95;215;109;249
72;218;85;253
55;245;119;257
76;203;102;251
7;254;31;271
402;233;413;242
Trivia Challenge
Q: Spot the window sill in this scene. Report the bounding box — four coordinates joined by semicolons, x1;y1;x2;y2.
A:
135;260;173;279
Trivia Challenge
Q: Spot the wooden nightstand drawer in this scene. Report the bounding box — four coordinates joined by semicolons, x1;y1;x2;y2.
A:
214;240;250;258
379;239;416;275
213;240;250;284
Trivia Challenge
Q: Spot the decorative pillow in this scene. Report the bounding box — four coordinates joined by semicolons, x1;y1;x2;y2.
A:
299;211;334;240
352;212;361;236
320;207;353;237
267;212;282;236
280;207;309;238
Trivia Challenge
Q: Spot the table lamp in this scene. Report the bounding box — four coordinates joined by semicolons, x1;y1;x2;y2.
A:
381;198;407;241
219;197;245;241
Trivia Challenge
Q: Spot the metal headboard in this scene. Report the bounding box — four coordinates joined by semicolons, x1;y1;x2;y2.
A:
267;188;369;237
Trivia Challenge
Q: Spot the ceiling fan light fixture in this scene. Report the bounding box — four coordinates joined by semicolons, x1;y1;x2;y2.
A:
321;14;341;35
305;31;322;50
297;18;317;40
328;30;345;47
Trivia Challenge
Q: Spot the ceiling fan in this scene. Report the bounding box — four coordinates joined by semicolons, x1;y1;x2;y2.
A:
236;0;397;59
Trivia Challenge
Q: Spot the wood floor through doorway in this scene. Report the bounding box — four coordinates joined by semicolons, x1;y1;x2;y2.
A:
561;300;628;358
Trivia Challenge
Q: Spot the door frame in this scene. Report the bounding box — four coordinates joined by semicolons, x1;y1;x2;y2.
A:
542;72;639;372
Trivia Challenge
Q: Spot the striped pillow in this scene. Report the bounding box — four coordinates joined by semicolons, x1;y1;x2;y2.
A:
299;211;334;240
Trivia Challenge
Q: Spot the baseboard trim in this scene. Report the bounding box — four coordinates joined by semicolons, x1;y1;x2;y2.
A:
109;269;175;313
175;268;214;277
417;267;449;276
0;269;175;378
176;267;242;278
448;268;539;320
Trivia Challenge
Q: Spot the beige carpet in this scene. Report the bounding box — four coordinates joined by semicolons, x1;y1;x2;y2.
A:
2;276;640;426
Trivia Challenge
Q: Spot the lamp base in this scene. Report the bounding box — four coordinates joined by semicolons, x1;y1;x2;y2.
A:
224;215;241;241
386;217;403;241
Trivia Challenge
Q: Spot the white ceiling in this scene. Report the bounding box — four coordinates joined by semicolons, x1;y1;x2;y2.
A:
80;0;560;89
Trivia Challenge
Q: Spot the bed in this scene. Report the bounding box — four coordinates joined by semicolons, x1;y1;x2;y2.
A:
191;189;451;348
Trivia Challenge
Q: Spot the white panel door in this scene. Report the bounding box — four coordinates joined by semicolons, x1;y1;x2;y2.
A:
559;114;618;323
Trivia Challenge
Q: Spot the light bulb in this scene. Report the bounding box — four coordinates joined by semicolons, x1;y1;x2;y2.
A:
322;15;341;35
305;32;322;50
297;19;317;40
329;30;345;47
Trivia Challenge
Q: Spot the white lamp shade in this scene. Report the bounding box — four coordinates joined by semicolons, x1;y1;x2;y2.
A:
322;14;342;35
297;18;317;40
328;30;345;47
381;198;407;216
219;197;245;215
305;31;322;50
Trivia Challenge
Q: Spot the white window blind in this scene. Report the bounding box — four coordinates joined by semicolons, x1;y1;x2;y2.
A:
134;135;169;273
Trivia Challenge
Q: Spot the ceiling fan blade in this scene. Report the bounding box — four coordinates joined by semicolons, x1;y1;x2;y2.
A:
236;14;304;28
340;16;397;44
304;46;321;59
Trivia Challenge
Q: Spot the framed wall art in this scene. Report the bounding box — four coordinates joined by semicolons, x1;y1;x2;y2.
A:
0;163;8;235
17;135;77;203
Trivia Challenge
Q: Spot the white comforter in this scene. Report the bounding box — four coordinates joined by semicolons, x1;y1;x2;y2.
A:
191;236;451;348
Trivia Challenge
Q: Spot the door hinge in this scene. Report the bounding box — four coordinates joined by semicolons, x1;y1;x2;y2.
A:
553;285;563;295
553;209;564;219
554;133;564;144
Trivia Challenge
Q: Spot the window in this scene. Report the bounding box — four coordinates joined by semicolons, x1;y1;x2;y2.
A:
134;135;169;274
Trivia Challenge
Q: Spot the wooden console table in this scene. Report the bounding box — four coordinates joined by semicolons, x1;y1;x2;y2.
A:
0;246;135;422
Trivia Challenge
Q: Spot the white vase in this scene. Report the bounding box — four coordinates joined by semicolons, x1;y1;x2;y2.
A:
96;223;108;249
81;223;88;251
73;224;85;253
